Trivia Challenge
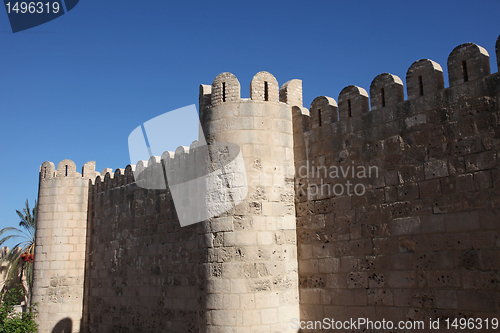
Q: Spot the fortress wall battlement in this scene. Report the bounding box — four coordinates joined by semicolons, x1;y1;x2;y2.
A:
198;38;500;147
90;139;220;194
299;40;499;142
39;159;99;182
200;71;302;114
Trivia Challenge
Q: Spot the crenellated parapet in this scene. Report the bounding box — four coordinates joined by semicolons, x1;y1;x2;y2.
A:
90;141;207;194
201;36;498;142
199;71;304;114
90;138;244;225
295;36;500;138
40;159;99;181
250;71;279;102
280;79;303;107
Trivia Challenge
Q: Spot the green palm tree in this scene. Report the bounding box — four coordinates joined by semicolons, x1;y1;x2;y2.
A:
0;199;36;301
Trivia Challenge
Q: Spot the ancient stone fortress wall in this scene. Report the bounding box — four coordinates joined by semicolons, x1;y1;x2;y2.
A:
34;70;304;332
82;70;302;333
32;35;500;333
83;163;201;332
295;37;500;330
34;158;204;332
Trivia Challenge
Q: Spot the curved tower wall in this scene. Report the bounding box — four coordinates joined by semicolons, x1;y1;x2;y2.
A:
32;160;96;333
198;72;301;332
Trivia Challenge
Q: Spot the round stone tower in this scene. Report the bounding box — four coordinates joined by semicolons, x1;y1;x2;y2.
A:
32;159;97;333
197;71;301;332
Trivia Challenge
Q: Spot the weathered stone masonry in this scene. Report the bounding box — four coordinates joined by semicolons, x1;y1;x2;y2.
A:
32;35;500;332
294;41;500;331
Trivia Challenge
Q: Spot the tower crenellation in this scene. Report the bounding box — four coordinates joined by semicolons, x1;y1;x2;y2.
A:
370;72;405;111
279;79;303;107
211;72;241;106
250;71;280;102
447;42;490;87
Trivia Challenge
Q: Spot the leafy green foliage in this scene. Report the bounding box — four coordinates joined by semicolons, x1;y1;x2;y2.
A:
0;200;37;299
0;287;38;332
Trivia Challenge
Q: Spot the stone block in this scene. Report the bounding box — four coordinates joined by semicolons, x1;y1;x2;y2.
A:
386;270;417;288
384;169;399;186
367;289;394;306
456;173;475;191
236;232;257;246
465;150;497;172
474;170;492;188
394;289;412;307
257;231;274;245
426;270;461;288
397;183;420;200
419;179;441;198
240;294;255;309
347;272;368;288
318;258;340;273
444;211;479;232
457;290;496;312
391;216;421;235
255;292;279;309
424;160;449;179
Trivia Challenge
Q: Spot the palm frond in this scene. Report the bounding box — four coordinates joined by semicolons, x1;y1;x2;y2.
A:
17;200;37;231
1;199;36;302
0;227;22;237
0;234;21;247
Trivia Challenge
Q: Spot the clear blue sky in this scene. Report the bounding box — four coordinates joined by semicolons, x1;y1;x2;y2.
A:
0;0;499;249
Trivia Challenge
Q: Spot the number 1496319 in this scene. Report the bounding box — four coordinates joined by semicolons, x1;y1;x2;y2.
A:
5;2;60;14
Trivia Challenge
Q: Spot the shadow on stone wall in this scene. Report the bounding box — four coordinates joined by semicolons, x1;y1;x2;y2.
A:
51;317;72;333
